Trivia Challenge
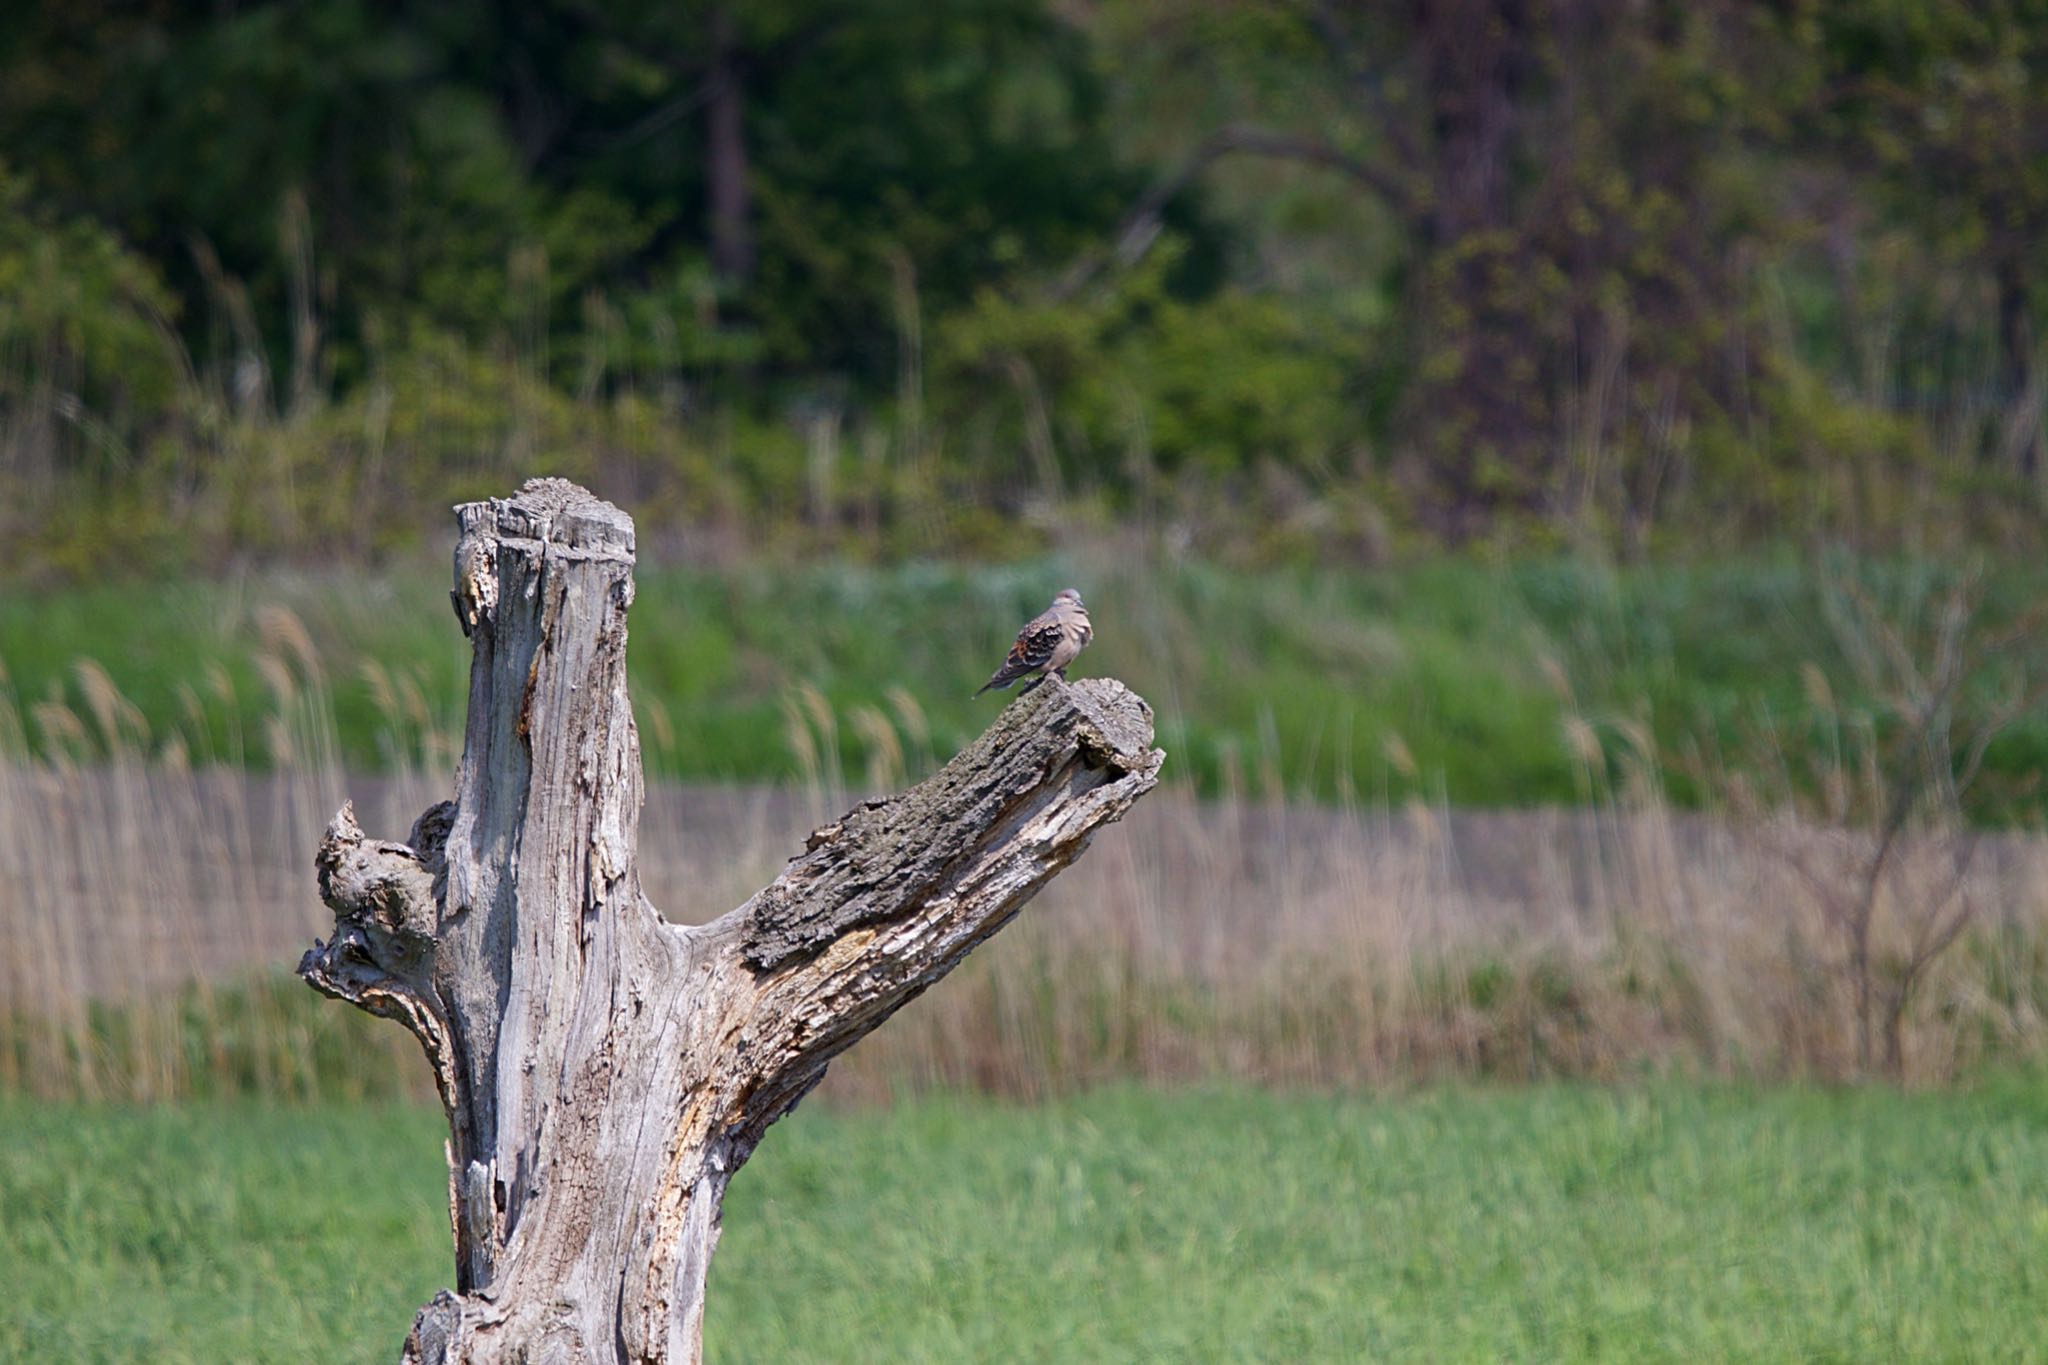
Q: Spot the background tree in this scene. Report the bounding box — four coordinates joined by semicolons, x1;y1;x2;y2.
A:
1;0;2045;567
1796;0;2048;477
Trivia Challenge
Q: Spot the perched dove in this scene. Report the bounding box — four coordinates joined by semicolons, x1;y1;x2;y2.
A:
976;589;1093;697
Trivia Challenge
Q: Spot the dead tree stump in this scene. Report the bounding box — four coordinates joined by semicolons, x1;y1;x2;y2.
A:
298;478;1164;1364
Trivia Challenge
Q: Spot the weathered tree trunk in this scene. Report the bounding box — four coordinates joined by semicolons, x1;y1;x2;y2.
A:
299;479;1162;1365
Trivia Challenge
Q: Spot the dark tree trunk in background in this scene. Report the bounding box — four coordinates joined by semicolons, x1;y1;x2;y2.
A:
1418;0;1526;248
299;479;1163;1364
1997;256;2041;478
706;7;753;286
1401;0;1550;531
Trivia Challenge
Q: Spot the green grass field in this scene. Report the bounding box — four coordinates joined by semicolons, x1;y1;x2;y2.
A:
5;1081;2045;1362
5;553;2046;812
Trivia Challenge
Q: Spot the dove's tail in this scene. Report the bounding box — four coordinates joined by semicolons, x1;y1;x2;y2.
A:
975;669;1023;698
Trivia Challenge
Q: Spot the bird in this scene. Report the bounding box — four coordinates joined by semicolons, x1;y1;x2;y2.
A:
976;588;1093;697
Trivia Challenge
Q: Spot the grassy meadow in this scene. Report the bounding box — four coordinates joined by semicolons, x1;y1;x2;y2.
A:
4;1082;2045;1363
5;551;2048;1360
5;551;2047;812
6;551;2048;1106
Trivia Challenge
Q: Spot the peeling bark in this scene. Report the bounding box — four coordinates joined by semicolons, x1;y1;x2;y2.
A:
299;478;1163;1364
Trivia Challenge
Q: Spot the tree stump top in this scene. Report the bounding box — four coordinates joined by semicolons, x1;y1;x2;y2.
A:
469;477;636;559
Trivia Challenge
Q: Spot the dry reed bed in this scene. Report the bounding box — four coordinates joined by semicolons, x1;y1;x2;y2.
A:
4;753;2044;1102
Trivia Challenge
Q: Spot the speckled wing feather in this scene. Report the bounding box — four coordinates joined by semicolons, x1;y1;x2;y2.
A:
976;613;1064;695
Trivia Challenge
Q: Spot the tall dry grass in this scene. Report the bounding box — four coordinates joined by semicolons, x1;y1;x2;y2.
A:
2;621;2045;1105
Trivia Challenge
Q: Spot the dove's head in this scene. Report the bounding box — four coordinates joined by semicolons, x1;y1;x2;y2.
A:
1053;588;1085;608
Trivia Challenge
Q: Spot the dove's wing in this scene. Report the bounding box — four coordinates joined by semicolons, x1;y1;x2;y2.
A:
976;609;1066;694
1003;615;1066;673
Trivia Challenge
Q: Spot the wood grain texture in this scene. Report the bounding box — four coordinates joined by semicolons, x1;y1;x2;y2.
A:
298;478;1163;1365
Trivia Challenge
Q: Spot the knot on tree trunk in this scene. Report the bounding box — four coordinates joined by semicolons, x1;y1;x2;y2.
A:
301;798;460;1107
298;478;1163;1365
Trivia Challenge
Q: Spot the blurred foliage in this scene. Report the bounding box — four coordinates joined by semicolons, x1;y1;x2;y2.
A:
0;169;184;472
0;0;2046;573
939;244;1373;481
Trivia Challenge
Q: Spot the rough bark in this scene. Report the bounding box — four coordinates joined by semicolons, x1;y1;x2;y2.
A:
298;478;1163;1365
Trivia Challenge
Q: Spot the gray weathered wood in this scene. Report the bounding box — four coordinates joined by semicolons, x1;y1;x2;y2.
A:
298;478;1163;1365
